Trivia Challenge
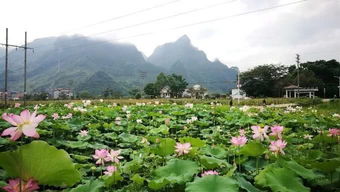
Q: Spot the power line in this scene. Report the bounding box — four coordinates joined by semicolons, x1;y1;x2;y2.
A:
91;0;237;36
50;0;182;36
37;0;308;51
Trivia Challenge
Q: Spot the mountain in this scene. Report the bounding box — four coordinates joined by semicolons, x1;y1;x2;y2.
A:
0;36;162;95
0;35;237;96
148;35;237;92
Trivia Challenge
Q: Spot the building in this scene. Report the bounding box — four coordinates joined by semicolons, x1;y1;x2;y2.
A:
53;88;73;99
160;86;171;98
284;85;318;98
231;89;247;99
0;91;24;100
183;84;208;99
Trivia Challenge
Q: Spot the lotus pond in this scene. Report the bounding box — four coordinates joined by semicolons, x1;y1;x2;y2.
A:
0;100;339;192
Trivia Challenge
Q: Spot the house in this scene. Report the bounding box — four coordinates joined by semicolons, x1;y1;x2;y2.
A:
284;85;318;98
53;88;73;99
231;89;247;99
160;86;171;98
183;84;208;99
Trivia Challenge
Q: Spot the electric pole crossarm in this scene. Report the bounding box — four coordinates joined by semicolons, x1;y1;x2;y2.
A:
0;43;34;50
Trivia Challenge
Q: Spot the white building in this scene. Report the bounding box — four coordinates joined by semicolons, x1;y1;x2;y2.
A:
160;86;171;98
231;89;247;99
53;88;73;99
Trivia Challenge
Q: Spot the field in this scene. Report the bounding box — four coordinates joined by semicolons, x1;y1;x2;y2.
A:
0;99;339;192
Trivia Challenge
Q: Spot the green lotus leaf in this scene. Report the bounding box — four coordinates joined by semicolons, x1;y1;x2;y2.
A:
69;180;104;192
235;175;262;192
199;155;229;169
202;145;227;159
279;159;320;180
179;137;206;147
0;140;81;187
186;175;238;192
103;171;123;187
131;174;145;185
148;178;169;190
154;159;200;184
152;138;175;157
255;167;310;192
240;141;266;157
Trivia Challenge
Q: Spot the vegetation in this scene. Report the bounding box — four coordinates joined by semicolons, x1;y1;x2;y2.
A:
240;59;340;98
0;100;339;191
144;73;188;98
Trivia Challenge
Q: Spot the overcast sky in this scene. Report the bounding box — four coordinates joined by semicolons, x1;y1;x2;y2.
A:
0;0;339;71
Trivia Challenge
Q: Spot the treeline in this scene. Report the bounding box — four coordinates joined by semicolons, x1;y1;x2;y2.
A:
240;59;340;98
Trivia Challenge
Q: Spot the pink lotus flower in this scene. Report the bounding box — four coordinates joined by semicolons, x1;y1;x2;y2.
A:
175;142;192;156
239;129;245;136
201;170;219;177
14;103;21;108
2;178;39;192
62;113;72;119
328;128;340;137
269;125;284;139
79;130;88;137
1;110;46;141
104;165;117;176
269;139;287;155
105;149;124;164
251;125;269;141
93;149;109;165
51;113;59;120
231;136;248;146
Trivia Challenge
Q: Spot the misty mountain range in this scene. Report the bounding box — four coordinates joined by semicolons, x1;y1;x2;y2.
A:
0;35;237;96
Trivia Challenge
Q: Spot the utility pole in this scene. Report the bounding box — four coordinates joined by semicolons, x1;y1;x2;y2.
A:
5;28;8;106
0;28;34;107
296;54;300;98
334;76;340;98
24;32;27;106
237;71;240;104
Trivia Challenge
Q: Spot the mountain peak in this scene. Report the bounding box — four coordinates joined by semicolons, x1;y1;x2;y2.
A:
176;35;191;44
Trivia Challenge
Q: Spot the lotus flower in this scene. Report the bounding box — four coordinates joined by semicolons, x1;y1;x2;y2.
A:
1;110;45;141
79;130;88;137
201;170;219;177
105;149;124;164
175;142;192;156
303;134;313;140
93;149;109;165
51;113;59;120
136;119;142;124
2;178;39;192
62;113;72;119
14;103;21;108
239;129;245;136
251;125;269;141
269;125;284;139
231;136;248;146
164;118;171;126
269;139;287;155
328;128;340;137
104;165;117;176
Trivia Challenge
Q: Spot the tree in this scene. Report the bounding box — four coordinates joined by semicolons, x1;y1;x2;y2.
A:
144;83;158;98
129;89;140;98
240;64;288;97
144;73;188;98
168;74;188;98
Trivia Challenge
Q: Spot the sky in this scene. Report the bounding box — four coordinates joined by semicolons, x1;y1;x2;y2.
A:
0;0;339;71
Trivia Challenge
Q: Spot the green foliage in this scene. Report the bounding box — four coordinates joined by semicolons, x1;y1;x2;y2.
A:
255;166;310;192
153;159;200;184
0;141;81;186
151;138;176;157
69;180;104;192
240;141;266;157
186;175;238;192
